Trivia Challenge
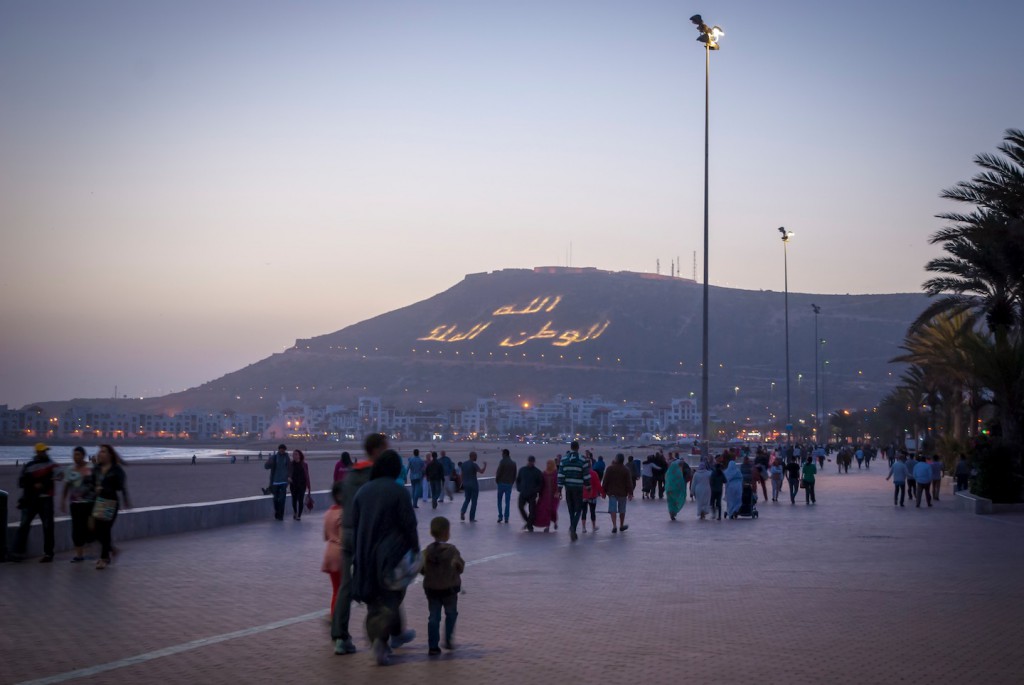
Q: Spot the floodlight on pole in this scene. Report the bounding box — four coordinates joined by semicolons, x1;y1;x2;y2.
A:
691;13;724;461
779;227;794;443
811;303;821;440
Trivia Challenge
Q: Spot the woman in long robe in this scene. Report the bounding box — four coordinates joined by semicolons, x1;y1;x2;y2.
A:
725;460;744;518
665;460;687;520
533;459;560;532
691;462;712;520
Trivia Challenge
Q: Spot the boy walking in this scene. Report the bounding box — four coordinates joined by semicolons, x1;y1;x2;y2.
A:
422;517;465;656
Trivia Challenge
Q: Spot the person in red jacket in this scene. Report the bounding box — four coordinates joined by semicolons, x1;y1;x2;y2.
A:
580;462;605;533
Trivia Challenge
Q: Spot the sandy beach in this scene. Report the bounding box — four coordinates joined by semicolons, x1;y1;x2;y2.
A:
2;441;660;521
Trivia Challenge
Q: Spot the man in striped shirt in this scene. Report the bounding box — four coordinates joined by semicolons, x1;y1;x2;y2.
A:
557;441;590;542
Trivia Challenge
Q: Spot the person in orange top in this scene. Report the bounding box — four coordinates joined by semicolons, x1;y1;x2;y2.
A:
322;481;344;614
580;460;605;533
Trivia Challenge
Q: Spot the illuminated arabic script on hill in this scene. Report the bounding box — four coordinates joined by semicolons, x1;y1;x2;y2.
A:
417;295;611;348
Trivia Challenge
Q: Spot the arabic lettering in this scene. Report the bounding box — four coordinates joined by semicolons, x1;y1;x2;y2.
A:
417;322;491;342
493;295;562;316
500;320;611;348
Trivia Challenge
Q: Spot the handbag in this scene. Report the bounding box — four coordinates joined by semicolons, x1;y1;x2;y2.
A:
799;480;807;489
305;493;315;512
92;497;118;521
384;549;424;591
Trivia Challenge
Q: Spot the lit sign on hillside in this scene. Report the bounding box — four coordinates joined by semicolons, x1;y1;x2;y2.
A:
418;323;492;342
499;320;610;347
493;296;561;316
417;295;610;349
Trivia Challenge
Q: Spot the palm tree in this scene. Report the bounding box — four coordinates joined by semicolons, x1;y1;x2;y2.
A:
892;312;973;440
917;129;1024;334
958;327;1024;444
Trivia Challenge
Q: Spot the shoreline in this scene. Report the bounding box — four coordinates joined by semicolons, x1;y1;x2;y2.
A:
3;441;661;520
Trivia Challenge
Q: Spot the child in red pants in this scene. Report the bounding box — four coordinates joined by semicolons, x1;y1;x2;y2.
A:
322;482;344;613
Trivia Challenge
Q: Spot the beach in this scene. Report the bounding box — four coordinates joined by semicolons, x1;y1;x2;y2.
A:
2;441;655;521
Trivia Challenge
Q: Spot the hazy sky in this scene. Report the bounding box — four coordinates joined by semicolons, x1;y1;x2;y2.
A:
2;0;1022;407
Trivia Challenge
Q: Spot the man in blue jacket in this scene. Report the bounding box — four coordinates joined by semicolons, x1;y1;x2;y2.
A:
407;449;425;508
912;456;933;508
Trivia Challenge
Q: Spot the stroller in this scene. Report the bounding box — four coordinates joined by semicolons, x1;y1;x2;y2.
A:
732;483;759;519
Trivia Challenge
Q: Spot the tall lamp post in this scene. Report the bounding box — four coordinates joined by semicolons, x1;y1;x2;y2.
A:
822;359;830;439
811;303;821;439
779;227;794;444
690;14;723;459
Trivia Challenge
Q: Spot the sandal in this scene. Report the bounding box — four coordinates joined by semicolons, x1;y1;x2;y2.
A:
96;560;108;570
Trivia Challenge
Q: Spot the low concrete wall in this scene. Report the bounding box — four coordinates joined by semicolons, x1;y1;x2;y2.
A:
956;491;994;515
5;477;496;559
954;490;1024;515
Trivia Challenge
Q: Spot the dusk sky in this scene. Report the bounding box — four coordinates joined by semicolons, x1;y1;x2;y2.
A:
2;0;1022;407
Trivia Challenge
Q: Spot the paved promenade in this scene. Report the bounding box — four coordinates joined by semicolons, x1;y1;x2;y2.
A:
3;467;1022;685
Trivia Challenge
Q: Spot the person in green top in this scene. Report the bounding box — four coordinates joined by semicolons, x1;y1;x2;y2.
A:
801;457;817;505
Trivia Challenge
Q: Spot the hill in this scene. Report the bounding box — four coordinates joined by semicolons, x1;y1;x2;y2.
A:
139;267;926;420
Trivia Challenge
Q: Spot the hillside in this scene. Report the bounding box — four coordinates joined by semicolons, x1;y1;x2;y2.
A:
138;267;926;418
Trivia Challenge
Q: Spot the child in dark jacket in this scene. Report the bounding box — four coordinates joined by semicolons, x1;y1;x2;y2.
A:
422;517;465;656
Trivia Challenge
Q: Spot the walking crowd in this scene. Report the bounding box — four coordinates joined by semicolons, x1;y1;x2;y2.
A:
6;434;968;669
316;435;859;666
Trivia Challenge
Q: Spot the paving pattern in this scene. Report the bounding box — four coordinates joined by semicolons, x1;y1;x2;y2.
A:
2;467;1022;685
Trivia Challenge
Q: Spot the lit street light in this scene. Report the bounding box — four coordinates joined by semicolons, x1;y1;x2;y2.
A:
812;303;821;437
779;227;794;443
690;13;724;458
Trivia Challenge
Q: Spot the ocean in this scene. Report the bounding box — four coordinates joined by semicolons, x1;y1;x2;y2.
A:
0;445;257;466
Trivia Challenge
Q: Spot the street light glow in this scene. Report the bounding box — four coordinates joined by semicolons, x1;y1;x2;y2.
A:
690;14;724;49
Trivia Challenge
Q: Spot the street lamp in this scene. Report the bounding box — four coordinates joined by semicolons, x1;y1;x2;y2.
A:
779;227;794;443
811;304;821;438
691;13;723;459
823;359;831;438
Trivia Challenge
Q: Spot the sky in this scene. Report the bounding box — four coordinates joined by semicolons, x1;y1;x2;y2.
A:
1;0;1022;407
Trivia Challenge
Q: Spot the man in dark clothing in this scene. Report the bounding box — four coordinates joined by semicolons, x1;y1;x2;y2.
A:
439;452;455;501
653;452;669;499
601;453;633;533
709;462;727;520
331;433;388;656
351;450;420;666
515;455;543;531
494;449;517;523
459;452;487;522
739;456;754;487
12;444;60;562
784;457;801;505
264;445;291;521
425;453;444;509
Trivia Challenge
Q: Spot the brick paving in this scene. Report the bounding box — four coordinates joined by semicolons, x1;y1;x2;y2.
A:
3;466;1022;685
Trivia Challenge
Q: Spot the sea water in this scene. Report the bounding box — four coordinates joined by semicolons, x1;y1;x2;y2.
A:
0;445;255;465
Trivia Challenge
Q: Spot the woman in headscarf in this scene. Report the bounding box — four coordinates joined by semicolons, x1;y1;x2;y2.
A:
92;444;131;569
533;459;560;532
665;458;687;521
724;459;744;519
290;449;311;521
333;451;353;483
691;461;712;520
350;450;419;666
